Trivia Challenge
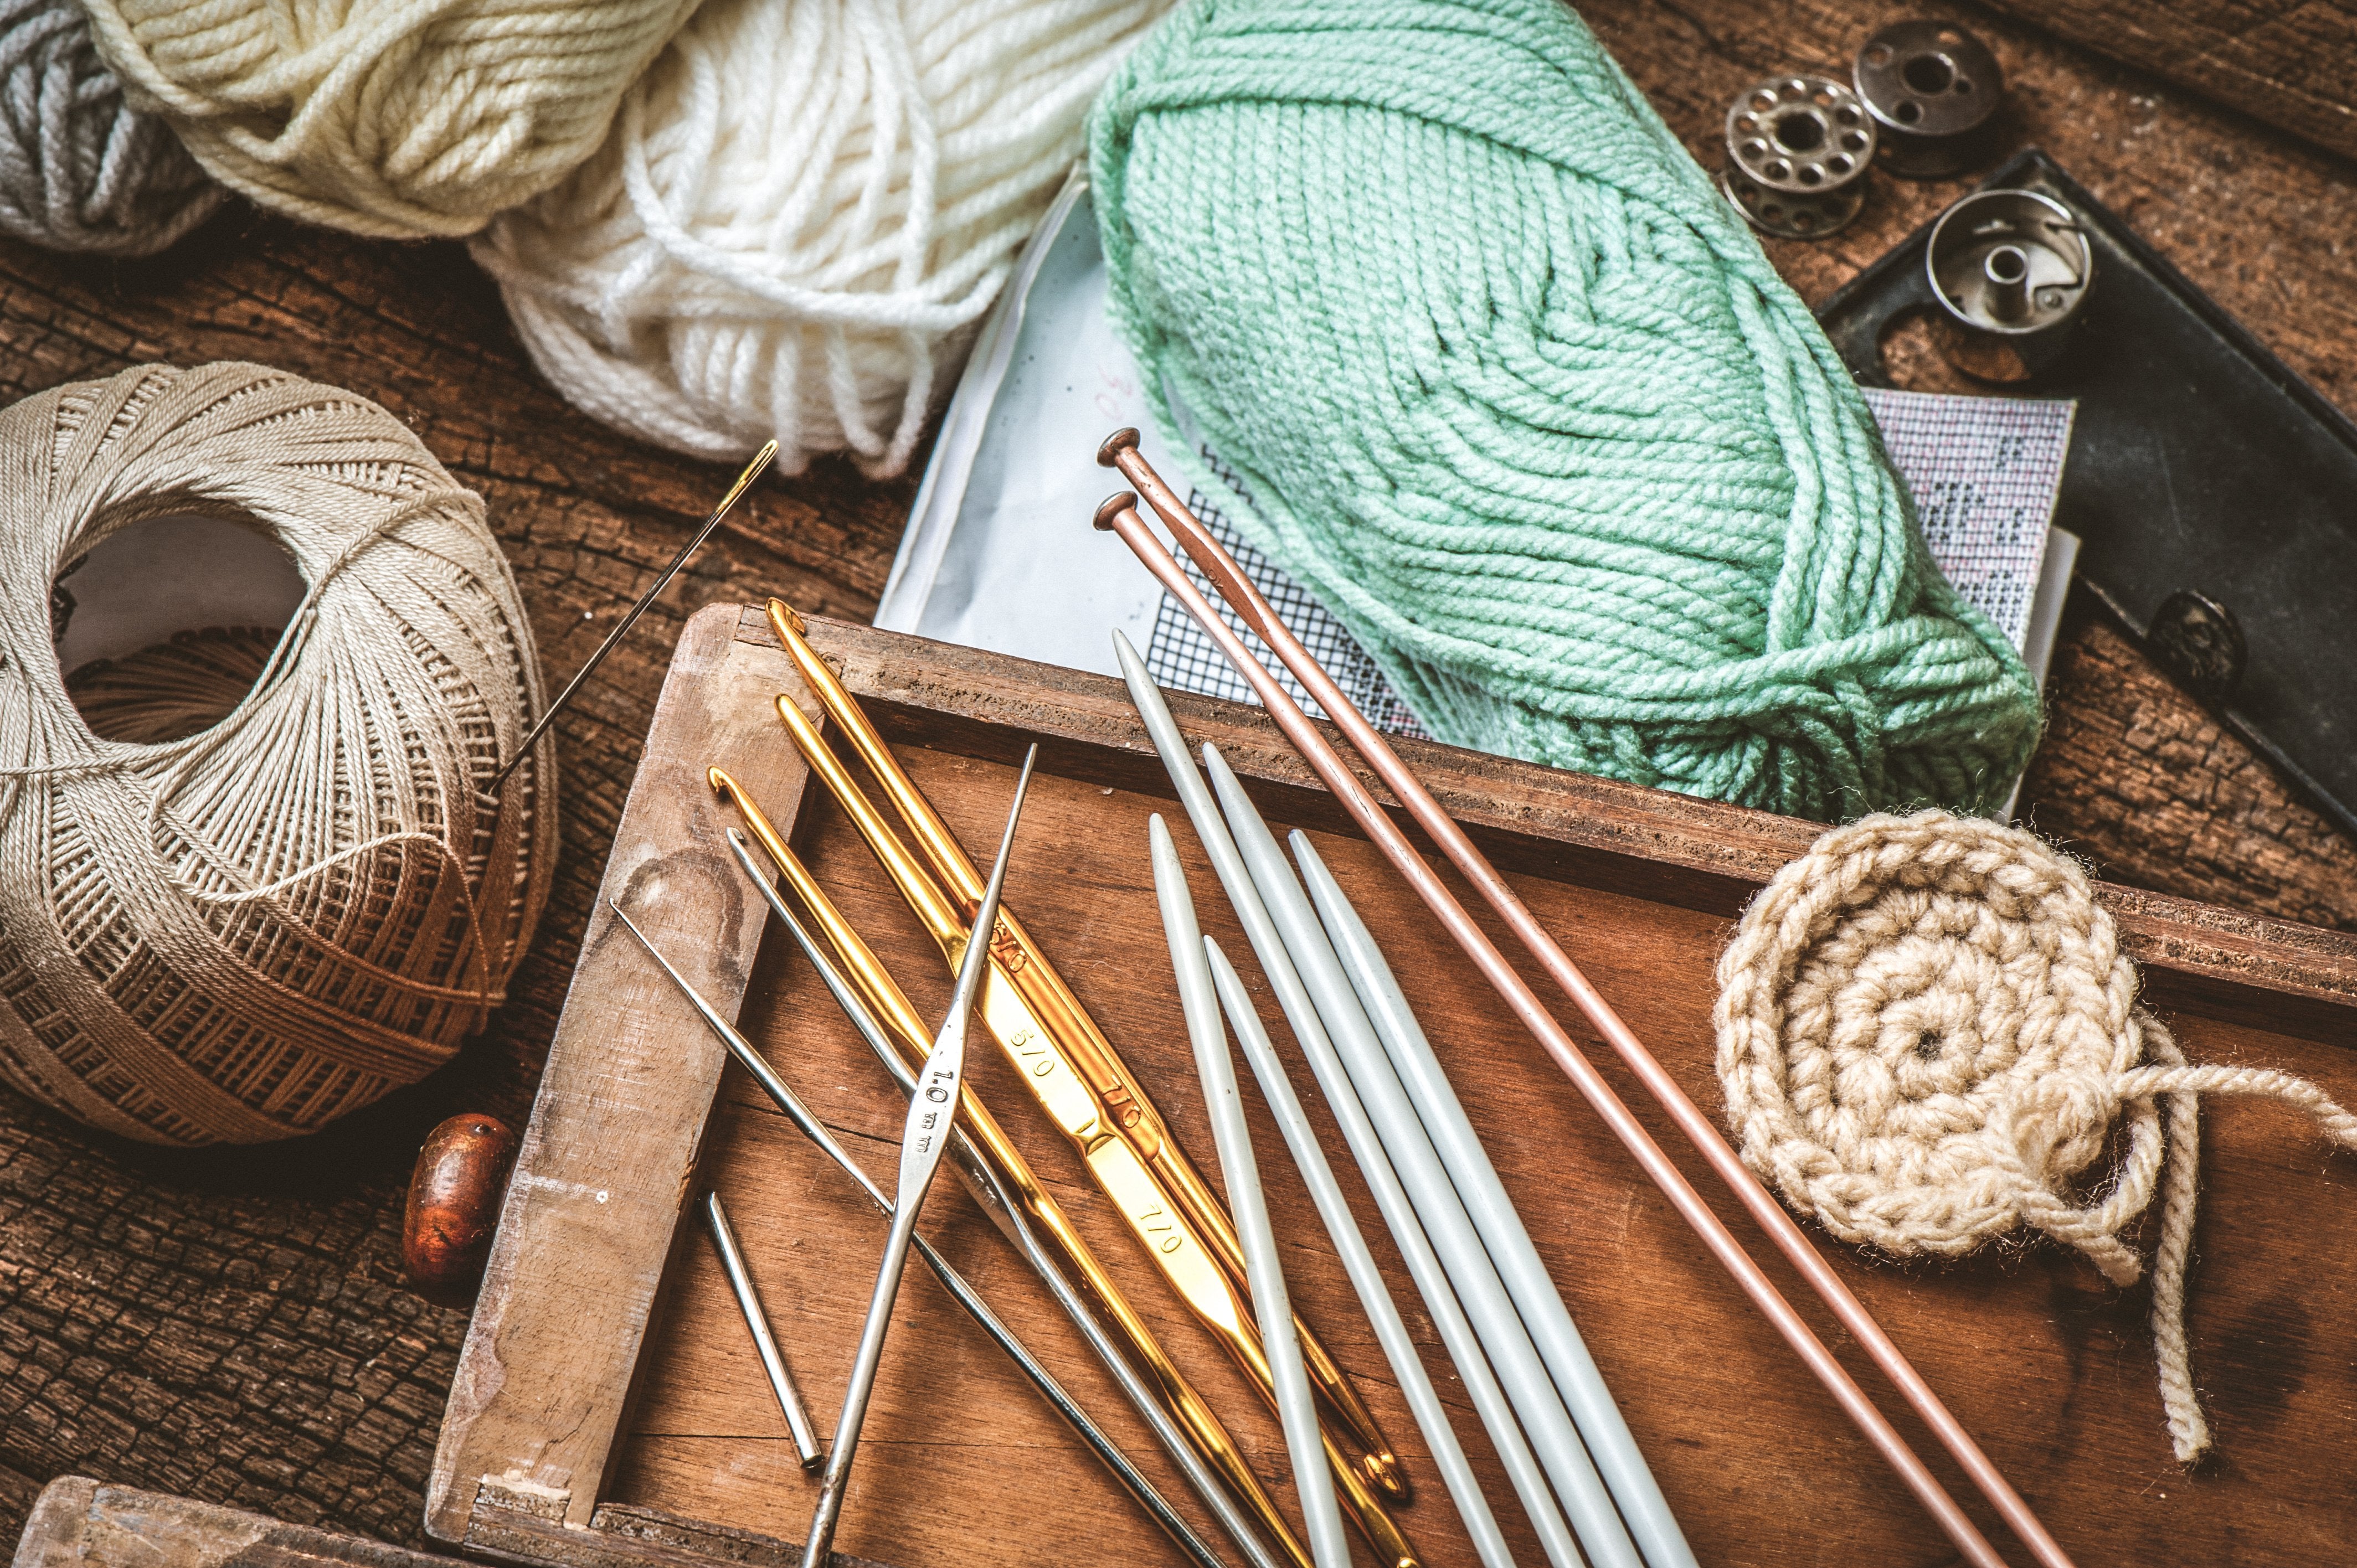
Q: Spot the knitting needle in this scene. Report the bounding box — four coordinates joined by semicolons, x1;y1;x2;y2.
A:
1150;818;1349;1568
709;769;1320;1568
704;1189;823;1468
762;599;1405;1506
608;901;1231;1568
490;440;776;791
1093;462;2037;1568
1199;938;1521;1568
721;826;1277;1568
1200;745;1654;1568
1115;632;1580;1568
802;744;1036;1568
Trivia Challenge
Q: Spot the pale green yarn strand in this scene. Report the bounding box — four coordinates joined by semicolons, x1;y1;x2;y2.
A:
1089;0;2041;819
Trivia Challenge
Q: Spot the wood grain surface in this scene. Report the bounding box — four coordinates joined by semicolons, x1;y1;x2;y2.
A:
602;684;2357;1567
1973;0;2357;164
0;0;2353;1559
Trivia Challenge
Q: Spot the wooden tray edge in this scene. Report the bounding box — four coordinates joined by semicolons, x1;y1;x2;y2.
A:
425;606;825;1549
771;608;2357;1036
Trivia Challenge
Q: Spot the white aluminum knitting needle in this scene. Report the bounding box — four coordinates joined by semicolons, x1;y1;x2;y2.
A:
1285;826;1710;1568
802;742;1037;1568
1097;465;2035;1568
705;1189;823;1468
1202;744;1658;1568
1201;938;1519;1568
723;826;1273;1568
491;440;776;791
1115;631;1584;1568
1151;817;1350;1568
613;897;1234;1568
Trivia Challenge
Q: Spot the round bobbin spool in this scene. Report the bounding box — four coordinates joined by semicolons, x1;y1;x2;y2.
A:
1722;75;1874;240
1854;20;2004;178
1927;188;2092;339
1725;75;1877;199
1718;165;1865;240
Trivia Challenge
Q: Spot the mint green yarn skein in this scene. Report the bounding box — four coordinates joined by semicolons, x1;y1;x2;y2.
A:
1090;0;2041;819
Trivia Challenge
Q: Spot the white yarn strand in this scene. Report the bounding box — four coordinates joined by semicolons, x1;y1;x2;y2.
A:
0;363;554;1146
472;0;1171;477
1715;810;2357;1464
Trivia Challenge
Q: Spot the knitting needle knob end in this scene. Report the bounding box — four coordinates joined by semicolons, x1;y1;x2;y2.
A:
1097;427;1142;467
1094;492;1139;532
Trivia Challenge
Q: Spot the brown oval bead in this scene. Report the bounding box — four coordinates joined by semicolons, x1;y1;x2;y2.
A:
403;1113;520;1304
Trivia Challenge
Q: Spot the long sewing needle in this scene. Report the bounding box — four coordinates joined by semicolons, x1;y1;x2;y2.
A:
607;895;1233;1568
802;742;1037;1568
723;827;1272;1568
490;440;777;791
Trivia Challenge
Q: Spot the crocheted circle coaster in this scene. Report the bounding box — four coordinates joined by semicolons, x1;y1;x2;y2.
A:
1713;808;2154;1261
1714;808;2357;1463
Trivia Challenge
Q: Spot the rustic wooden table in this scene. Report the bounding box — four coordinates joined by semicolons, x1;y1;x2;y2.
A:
0;0;2351;1553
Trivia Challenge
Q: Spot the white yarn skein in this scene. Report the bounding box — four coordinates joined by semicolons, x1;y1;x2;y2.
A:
472;0;1171;477
1715;810;2357;1464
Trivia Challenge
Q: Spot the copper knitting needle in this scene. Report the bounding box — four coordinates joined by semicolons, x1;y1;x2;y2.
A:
710;772;1319;1568
490;440;776;791
1094;436;2071;1568
761;599;1404;1503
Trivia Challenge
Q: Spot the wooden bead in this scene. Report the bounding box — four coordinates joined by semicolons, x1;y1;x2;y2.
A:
403;1113;520;1304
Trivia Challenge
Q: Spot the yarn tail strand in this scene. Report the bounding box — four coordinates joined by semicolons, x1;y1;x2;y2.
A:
491;439;776;791
1093;457;2066;1568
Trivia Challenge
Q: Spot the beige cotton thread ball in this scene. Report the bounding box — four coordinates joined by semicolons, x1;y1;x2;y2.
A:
1715;809;2357;1462
0;362;555;1146
471;0;1172;477
77;0;704;239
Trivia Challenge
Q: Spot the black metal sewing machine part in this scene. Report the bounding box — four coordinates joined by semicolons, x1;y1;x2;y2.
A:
1818;148;2357;842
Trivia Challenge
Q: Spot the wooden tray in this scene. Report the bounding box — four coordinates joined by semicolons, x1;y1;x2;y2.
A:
426;605;2357;1568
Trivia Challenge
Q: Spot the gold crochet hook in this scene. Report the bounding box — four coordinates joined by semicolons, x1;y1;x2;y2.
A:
712;768;1419;1568
800;744;1033;1568
761;597;1407;1504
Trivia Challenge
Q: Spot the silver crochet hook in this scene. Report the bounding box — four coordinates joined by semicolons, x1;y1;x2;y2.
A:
721;826;1250;1568
491;440;776;792
801;742;1036;1568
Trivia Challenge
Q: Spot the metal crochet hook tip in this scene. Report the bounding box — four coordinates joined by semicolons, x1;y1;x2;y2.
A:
490;440;778;793
801;743;1037;1568
704;1191;823;1468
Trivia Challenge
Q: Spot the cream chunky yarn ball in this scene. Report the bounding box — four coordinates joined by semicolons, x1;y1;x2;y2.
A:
79;0;702;239
472;0;1171;476
1717;810;2357;1462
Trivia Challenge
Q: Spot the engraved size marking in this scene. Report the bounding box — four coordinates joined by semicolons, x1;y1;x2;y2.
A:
987;922;1026;972
1102;1083;1145;1129
1134;1200;1185;1255
1008;1027;1058;1079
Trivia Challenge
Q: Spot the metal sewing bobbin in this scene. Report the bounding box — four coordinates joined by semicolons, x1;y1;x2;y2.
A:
1720;75;1876;239
1921;187;2093;380
1854;20;2004;178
